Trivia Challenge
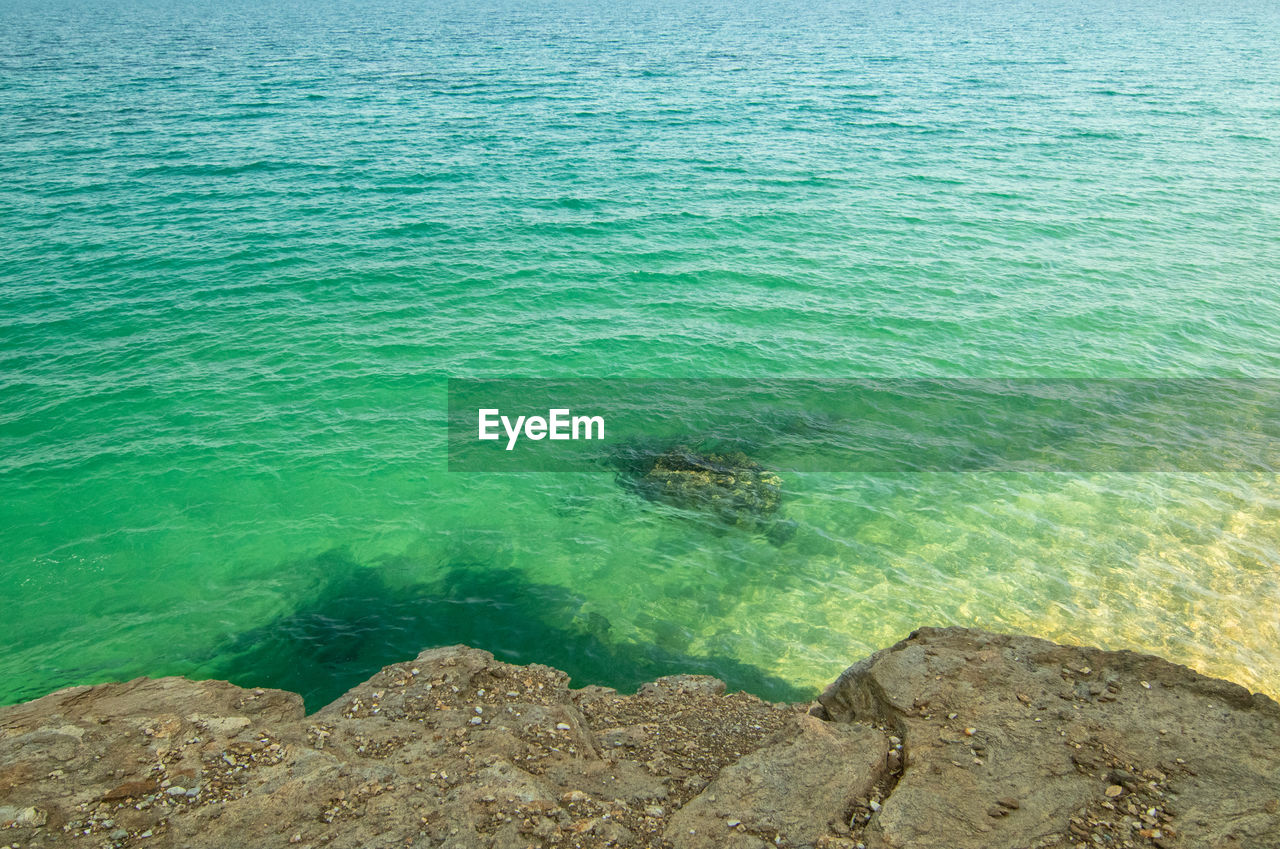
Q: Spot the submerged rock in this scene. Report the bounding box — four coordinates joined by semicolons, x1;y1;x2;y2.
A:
639;448;781;517
617;446;794;540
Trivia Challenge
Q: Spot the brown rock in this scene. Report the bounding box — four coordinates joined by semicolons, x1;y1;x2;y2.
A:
100;779;158;801
818;627;1280;849
665;714;887;848
1;630;1278;849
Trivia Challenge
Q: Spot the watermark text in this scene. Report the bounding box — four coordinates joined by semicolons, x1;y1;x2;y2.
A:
478;408;605;450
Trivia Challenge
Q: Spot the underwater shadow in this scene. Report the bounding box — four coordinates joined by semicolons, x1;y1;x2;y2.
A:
208;549;812;712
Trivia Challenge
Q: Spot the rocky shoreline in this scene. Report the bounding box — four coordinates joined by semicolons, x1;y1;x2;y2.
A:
2;627;1277;849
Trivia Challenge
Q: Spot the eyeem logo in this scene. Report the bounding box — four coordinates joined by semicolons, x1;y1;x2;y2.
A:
478;408;605;450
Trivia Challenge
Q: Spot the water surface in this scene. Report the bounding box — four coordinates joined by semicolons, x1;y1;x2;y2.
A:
2;0;1279;708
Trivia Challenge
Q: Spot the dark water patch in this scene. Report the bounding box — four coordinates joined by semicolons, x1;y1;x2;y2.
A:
207;548;810;712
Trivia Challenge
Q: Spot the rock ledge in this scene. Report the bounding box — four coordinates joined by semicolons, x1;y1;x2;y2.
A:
2;627;1277;849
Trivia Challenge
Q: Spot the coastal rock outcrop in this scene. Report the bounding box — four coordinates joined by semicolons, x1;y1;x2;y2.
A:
815;627;1280;849
1;628;1277;849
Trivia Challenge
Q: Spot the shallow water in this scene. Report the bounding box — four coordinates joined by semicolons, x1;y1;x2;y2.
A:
2;0;1279;708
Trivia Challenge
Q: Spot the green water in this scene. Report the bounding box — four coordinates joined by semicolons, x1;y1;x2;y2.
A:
2;0;1279;709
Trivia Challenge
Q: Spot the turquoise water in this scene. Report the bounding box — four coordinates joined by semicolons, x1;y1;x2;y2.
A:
2;0;1279;709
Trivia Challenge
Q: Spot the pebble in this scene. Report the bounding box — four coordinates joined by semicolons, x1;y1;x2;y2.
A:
1105;785;1124;798
555;722;571;731
468;717;482;726
165;786;187;796
1;808;45;829
726;819;741;828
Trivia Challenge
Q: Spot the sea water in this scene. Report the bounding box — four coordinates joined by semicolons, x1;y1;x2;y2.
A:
1;0;1279;709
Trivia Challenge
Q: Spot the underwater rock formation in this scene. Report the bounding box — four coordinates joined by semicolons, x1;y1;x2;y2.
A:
616;446;795;543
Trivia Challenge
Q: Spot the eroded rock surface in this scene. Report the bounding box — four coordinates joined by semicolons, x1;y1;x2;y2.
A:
1;628;1277;849
817;627;1280;849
